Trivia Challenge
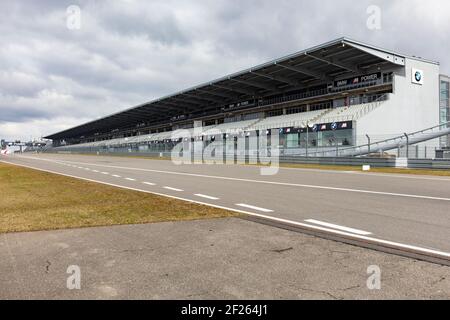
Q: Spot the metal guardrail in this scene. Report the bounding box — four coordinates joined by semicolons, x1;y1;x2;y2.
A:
278;157;450;169
305;121;450;157
38;148;450;169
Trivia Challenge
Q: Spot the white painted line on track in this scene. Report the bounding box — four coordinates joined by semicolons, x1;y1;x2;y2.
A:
125;178;136;181
142;182;156;186
234;162;450;182
24;156;450;202
101;172;109;175
92;170;99;173
194;194;219;200
112;174;121;178
305;219;372;236
163;186;183;192
236;203;274;213
3;158;450;263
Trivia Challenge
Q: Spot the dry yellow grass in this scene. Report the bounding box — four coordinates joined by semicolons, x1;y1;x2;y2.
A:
0;162;236;234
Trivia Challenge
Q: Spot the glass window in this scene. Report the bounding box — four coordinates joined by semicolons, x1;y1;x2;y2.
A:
286;133;299;148
383;72;393;83
298;129;353;147
440;108;447;121
286;105;307;115
310;101;332;111
299;132;318;147
267;109;283;117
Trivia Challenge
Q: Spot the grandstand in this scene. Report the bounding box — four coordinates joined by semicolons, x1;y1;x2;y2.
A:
248;109;326;131
44;37;449;158
316;98;387;124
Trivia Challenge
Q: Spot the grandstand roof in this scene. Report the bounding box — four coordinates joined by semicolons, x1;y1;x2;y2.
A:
45;37;434;140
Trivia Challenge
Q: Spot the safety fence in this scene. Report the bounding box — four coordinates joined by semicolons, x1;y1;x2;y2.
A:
37;148;450;169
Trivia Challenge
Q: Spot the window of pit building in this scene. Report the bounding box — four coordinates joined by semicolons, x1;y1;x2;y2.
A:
286;105;307;115
383;72;393;83
266;109;283;117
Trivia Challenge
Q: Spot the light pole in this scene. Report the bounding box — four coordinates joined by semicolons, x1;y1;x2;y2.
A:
335;136;338;157
404;133;409;159
305;121;309;158
366;134;371;155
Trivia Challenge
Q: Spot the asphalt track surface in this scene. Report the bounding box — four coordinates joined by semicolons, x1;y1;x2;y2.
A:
2;153;450;265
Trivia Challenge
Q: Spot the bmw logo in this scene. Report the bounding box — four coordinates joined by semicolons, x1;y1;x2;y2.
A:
331;122;338;131
415;71;422;82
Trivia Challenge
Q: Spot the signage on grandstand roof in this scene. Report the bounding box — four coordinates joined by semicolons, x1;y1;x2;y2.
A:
278;121;353;134
310;121;353;132
331;122;338;130
334;72;381;88
412;68;424;85
228;100;252;109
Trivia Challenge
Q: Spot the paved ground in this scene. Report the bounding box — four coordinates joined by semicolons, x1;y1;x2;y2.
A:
1;218;449;300
1;153;449;262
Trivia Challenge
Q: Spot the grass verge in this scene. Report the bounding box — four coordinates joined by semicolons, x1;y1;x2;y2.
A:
0;162;236;234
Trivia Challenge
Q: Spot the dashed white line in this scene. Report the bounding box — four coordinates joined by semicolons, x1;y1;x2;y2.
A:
125;178;136;181
142;182;156;186
101;172;109;175
305;219;372;236
163;186;183;192
92;170;99;173
112;174;121;178
194;194;219;200
2;159;450;262
28;156;450;202
236;203;273;213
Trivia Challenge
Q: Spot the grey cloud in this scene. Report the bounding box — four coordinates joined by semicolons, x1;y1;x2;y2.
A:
0;0;449;141
98;4;190;46
0;106;53;123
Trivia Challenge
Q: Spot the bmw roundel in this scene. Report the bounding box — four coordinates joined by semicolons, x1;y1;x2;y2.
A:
412;68;424;85
331;122;338;130
415;71;422;82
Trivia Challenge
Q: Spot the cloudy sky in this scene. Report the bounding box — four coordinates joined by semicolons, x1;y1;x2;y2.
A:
1;0;449;141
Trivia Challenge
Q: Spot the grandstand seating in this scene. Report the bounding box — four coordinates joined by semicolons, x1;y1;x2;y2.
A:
54;99;387;150
210;119;260;133
248;109;327;131
315;100;385;124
